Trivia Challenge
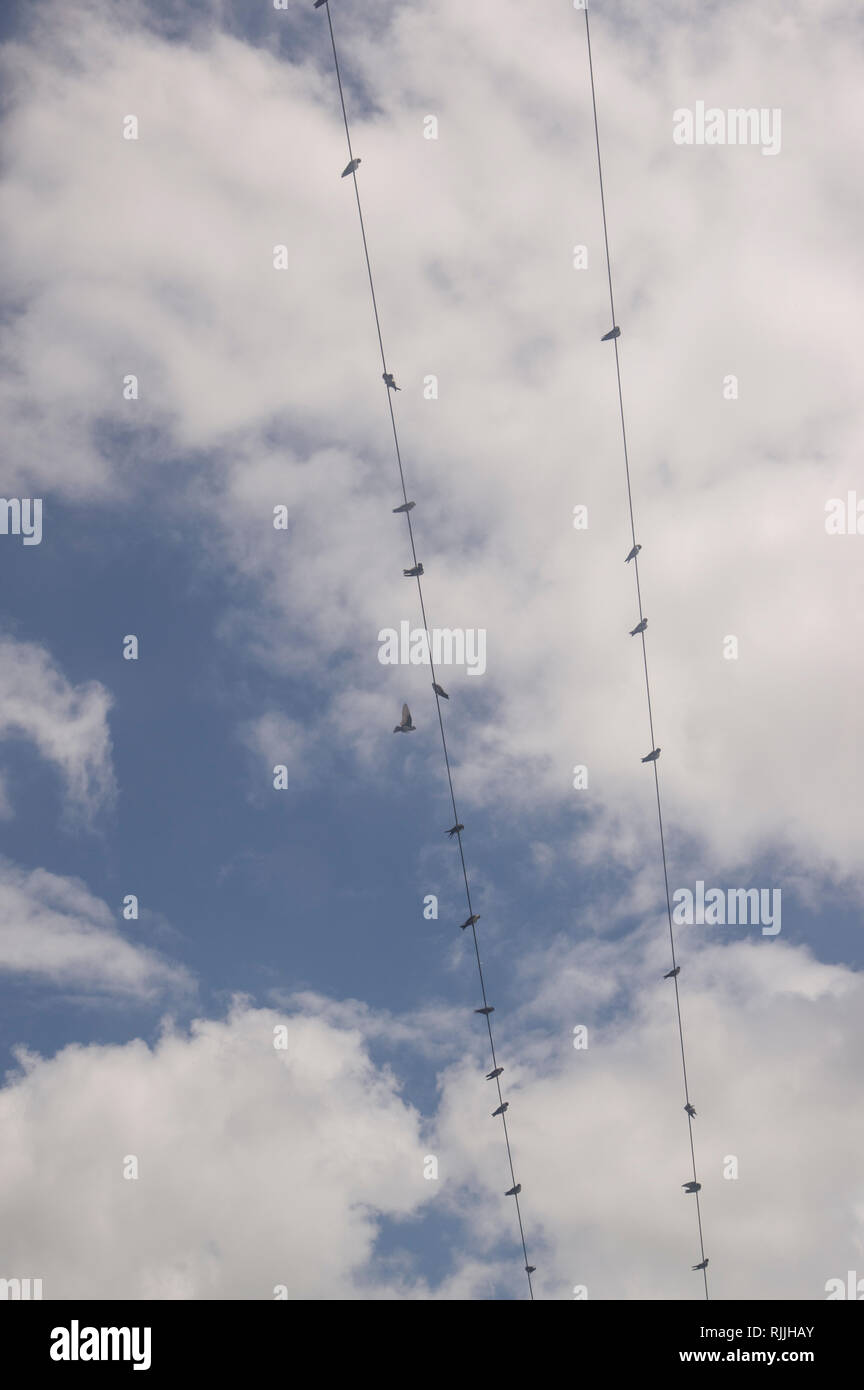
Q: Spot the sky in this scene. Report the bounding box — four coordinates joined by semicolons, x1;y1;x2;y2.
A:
0;0;862;1301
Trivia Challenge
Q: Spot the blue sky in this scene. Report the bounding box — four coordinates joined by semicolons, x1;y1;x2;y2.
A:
0;0;863;1301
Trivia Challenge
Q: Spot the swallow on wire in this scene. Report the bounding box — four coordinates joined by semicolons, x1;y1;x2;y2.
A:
492;1102;509;1117
314;1;327;8
446;823;463;838
459;914;480;930
392;501;415;513
383;372;401;391
642;748;661;763
403;564;424;577
341;158;361;178
432;682;449;699
505;1184;521;1197
393;703;415;734
683;1181;701;1194
486;1067;504;1080
525;1265;536;1274
601;326;621;341
630;618;647;636
625;543;641;562
475;1006;494;1016
685;1103;697;1118
692;1259;709;1271
664;966;680;979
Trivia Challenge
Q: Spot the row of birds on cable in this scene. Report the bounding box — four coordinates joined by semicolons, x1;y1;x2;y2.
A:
610;325;709;1276
316;0;536;1289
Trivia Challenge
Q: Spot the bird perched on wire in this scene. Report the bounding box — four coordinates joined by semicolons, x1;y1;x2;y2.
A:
393;704;415;734
382;372;401;391
642;748;661;763
446;823;464;839
403;564;424;577
459;914;480;930
682;1181;701;1194
601;325;621;341
692;1258;709;1271
630;618;647;636
475;1006;494;1016
341;157;361;178
492;1102;509;1117
432;682;449;699
685;1103;697;1118
625;543;641;563
505;1184;521;1196
664;966;680;979
486;1067;504;1080
392;501;415;514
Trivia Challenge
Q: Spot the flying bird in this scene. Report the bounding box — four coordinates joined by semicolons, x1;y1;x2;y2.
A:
486;1067;504;1080
475;1006;495;1016
393;704;415;734
504;1184;521;1197
601;326;621;341
642;748;661;763
446;823;464;839
459;914;480;930
682;1181;701;1194
382;372;401;391
685;1103;697;1118
625;544;641;562
403;564;424;577
692;1259;709;1271
630;618;647;636
432;682;449;699
392;501;415;513
492;1102;509;1117
341;158;361;178
664;966;680;979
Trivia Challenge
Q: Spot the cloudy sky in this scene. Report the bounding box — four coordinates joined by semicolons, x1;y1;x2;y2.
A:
0;0;862;1301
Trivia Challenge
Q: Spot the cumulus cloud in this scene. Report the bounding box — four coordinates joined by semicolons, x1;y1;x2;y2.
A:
0;861;192;1000
0;636;115;824
0;0;860;884
1;940;861;1298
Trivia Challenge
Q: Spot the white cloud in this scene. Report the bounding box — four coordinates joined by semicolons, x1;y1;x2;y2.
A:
0;636;115;824
0;860;192;1000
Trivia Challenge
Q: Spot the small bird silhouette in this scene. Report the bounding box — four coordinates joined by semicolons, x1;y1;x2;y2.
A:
382;372;401;391
685;1103;697;1118
682;1181;701;1194
432;682;449;699
692;1258;709;1271
630;618;647;636
601;326;621;341
625;544;641;563
486;1067;504;1080
664;966;680;979
525;1265;536;1274
314;1;327;8
475;1006;494;1016
393;703;415;734
459;914;480;930
505;1184;521;1197
392;501;415;514
642;748;661;763
492;1102;509;1117
341;158;361;178
446;823;464;839
403;564;424;577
